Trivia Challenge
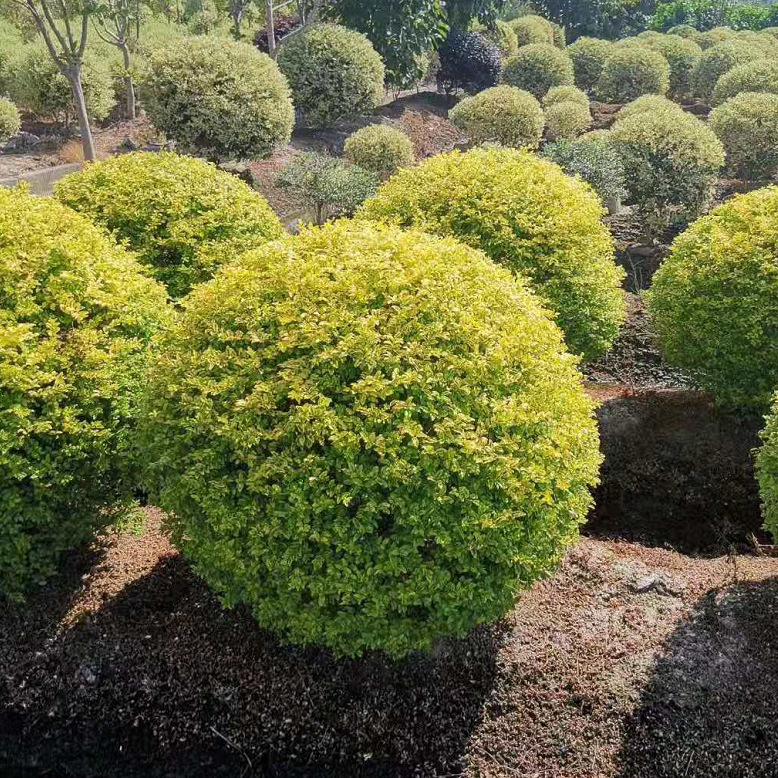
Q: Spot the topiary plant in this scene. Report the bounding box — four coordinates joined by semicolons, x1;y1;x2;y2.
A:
140;36;293;161
617;93;683;121
501;43;575;99
667;24;701;40
596;44;670;103
358;147;625;361
610;107;724;228
343;125;414;178
473;19;519;58
691;41;762;102
545;100;591;140
543;84;589;108
697;27;738;50
757;397;778;540
449;85;545;148
642;33;702;99
139;219;602;657
709;92;778;180
508;14;555;46
55;152;284;299
278;23;385;128
712;59;778;106
0;97;20;143
437;29;501;95
0;186;170;601
647;186;778;409
567;37;614;93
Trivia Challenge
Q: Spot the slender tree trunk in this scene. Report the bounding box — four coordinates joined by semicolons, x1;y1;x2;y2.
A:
120;43;136;120
232;3;243;39
68;65;96;162
266;0;277;59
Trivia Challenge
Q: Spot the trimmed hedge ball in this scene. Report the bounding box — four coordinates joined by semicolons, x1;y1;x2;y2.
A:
501;44;575;99
543;85;589;107
509;15;555;46
279;23;384;128
567;37;614;92
643;33;702;99
343;125;414;178
667;24;701;41
596;44;670;103
697;27;738;50
0;187;170;601
611;108;724;223
55;152;284;299
709;92;778;180
692;41;762;102
474;19;519;58
757;398;778;540
359;147;625;361
617;93;682;121
140;220;602;657
438;29;501;95
545;100;591;139
647;186;778;408
140;37;294;161
552;22;566;49
712;59;778;106
0;97;20;142
449;85;545;148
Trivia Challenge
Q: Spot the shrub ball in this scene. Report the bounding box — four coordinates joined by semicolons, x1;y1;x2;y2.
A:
501;43;575;99
691;41;762;102
712;59;778;106
596;44;670;103
437;29;501;95
642;33;702;99
508;15;555;46
343;125;414;178
545;100;591;140
543;85;589;108
757;397;778;540
567;37;613;92
0;97;20;142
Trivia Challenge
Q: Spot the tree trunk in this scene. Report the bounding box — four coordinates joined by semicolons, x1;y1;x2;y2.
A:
67;65;96;162
232;4;243;39
120;43;136;120
266;0;277;59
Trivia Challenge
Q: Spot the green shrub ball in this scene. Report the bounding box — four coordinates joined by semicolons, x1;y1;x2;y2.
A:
140;220;601;657
0;187;170;601
343;125;414;178
692;41;762;102
757;398;778;540
712;60;778;106
647;186;778;409
545;100;591;140
501;44;575;99
279;23;385;128
567;37;613;92
140;36;294;161
596;44;670;103
359;147;625;361
55;152;284;299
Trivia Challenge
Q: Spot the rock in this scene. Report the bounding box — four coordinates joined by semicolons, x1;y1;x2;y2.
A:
4;131;41;151
218;160;254;185
119;136;139;151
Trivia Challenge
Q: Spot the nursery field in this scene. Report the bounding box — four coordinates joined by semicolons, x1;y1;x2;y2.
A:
3;0;778;776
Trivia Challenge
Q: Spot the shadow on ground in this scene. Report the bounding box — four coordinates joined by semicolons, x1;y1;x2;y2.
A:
619;576;778;778
1;553;507;778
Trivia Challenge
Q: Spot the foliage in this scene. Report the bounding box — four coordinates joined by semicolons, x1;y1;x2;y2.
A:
610;106;724;227
139;218;601;657
446;0;507;30
55;152;284;299
596;43;670;102
712;59;778;105
642;32;702;98
617;92;682;120
529;0;650;40
543;84;589;106
566;36;613;92
0;18;23;94
758;396;778;540
697;26;738;47
449;84;545;147
543;133;627;204
545;99;591;139
508;13;555;45
140;36;294;161
0;186;170;601
437;29;501;94
277;152;379;224
278;23;385;128
666;22;701;38
691;40;762;100
650;0;730;32
0;97;20;142
359;147;625;361
500;43;575;99
709;92;778;179
647;186;778;408
472;18;519;57
343;124;415;177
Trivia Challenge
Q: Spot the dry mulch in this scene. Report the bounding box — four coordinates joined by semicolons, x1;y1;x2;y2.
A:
2;511;778;778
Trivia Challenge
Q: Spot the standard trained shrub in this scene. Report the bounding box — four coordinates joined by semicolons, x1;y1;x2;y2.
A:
596;44;670;103
643;33;702;99
449;85;545;148
359;147;625;360
610;107;724;225
692;41;762;101
757;398;778;540
647;186;778;408
509;14;555;46
0;187;170;601
501;44;575;99
545;100;591;139
141;37;293;161
712;59;778;106
55;152;284;299
343;125;414;178
0;97;20;142
709;92;778;179
278;23;384;127
543;85;589;107
567;37;613;92
437;29;501;95
140;219;602;657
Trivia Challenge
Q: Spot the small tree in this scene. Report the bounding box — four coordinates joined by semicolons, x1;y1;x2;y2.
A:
263;0;325;59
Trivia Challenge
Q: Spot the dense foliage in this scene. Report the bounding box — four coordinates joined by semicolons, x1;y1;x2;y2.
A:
642;32;702;98
55;152;284;299
438;29;501;93
711;59;778;105
508;14;555;45
757;397;778;541
140;219;601;657
141;37;294;161
545;99;591;139
0;96;20;142
279;23;385;127
473;18;519;57
343;125;415;177
359;147;625;361
647;186;778;408
596;43;671;102
0;187;170;601
500;43;575;98
691;40;761;100
566;36;614;92
449;84;545;147
543;84;589;107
